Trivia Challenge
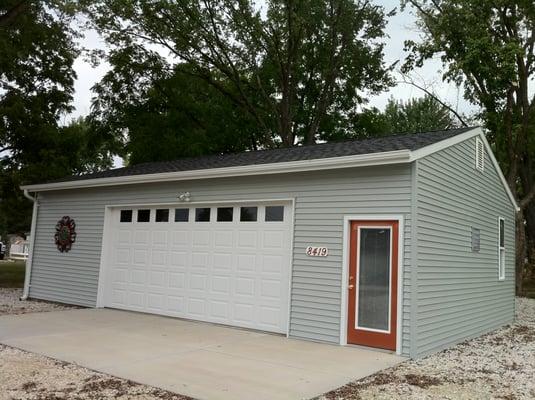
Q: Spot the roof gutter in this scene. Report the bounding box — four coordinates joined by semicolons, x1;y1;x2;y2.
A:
20;149;412;192
21;189;39;300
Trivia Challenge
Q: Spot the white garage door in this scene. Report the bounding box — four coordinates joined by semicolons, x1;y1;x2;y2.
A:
103;202;292;333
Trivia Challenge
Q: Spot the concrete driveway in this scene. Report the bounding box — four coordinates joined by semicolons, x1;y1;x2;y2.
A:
0;309;404;400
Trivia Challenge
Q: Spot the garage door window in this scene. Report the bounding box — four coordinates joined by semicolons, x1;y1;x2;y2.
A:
217;207;233;222
175;208;189;222
137;209;151;222
120;210;133;223
240;207;257;222
195;208;211;222
265;206;284;222
155;209;169;222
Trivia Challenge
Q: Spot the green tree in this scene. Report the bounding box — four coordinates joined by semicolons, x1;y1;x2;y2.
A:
382;95;459;133
0;2;113;234
352;95;460;137
402;0;535;294
91;58;258;164
83;0;394;149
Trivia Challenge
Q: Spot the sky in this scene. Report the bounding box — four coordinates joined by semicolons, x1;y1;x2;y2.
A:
67;0;477;164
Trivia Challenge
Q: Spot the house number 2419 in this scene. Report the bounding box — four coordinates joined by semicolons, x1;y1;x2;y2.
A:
305;246;328;257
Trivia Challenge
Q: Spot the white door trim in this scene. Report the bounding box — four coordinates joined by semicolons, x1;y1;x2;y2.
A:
340;214;405;355
96;198;295;337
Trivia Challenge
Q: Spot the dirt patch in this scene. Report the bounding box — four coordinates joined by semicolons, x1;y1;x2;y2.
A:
403;373;443;388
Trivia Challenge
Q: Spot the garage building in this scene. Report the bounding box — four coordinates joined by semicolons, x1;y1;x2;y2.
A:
20;127;517;358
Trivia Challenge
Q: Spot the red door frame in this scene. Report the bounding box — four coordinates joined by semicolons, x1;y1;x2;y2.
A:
347;220;399;350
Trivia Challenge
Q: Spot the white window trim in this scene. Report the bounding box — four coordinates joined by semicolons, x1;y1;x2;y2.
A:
475;137;485;172
498;217;505;281
354;225;393;334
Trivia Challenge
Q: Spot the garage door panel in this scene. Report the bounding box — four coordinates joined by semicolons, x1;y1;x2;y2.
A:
115;249;131;264
237;231;258;248
236;254;257;272
214;230;234;247
116;230;132;245
105;202;291;333
134;230;149;244
171;230;190;247
192;230;211;246
133;249;148;265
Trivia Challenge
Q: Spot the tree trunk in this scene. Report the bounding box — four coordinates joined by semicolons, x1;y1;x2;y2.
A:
516;210;527;296
524;202;535;278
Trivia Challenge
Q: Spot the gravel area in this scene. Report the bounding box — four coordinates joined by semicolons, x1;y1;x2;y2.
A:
318;297;535;400
0;288;77;316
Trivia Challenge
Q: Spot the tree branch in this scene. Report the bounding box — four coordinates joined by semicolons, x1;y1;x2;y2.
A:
0;0;27;28
398;75;469;127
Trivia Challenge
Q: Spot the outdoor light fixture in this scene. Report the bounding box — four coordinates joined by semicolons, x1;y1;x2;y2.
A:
177;192;191;202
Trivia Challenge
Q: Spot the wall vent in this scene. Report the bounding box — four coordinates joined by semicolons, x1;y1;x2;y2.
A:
471;227;480;252
475;137;484;172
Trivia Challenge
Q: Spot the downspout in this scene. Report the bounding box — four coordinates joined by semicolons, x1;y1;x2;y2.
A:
21;189;39;300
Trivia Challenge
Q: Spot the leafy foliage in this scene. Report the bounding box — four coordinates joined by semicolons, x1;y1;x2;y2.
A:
354;96;459;136
402;0;535;293
83;0;394;150
0;1;112;235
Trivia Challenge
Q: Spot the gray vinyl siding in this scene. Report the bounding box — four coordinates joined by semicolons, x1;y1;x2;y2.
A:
29;165;413;352
414;137;516;357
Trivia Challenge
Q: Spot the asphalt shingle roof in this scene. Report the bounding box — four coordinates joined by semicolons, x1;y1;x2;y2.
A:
54;127;475;183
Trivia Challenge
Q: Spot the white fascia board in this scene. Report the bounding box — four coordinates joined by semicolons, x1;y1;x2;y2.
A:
20;149;412;192
478;133;520;212
410;126;519;212
409;127;481;161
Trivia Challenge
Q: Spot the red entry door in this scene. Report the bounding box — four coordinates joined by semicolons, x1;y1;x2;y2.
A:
347;220;398;350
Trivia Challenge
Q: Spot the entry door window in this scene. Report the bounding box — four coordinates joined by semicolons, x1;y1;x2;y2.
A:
357;227;391;332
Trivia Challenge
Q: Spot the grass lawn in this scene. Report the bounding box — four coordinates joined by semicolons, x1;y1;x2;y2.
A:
0;261;26;288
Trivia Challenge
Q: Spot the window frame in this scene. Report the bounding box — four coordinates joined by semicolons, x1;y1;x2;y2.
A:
498;217;505;281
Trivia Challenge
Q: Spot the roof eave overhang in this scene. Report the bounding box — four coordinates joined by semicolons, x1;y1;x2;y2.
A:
20;149;412;192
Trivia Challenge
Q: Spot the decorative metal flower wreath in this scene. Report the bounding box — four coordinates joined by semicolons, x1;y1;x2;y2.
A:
55;216;76;253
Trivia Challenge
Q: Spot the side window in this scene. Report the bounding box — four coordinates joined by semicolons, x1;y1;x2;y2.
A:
137;209;151;222
498;217;505;280
120;210;132;223
240;207;257;222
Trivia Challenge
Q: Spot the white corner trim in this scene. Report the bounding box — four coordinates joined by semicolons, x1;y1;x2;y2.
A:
20;150;412;192
21;193;39;300
95;206;114;308
340;214;404;355
479;134;520;212
409;127;481;161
